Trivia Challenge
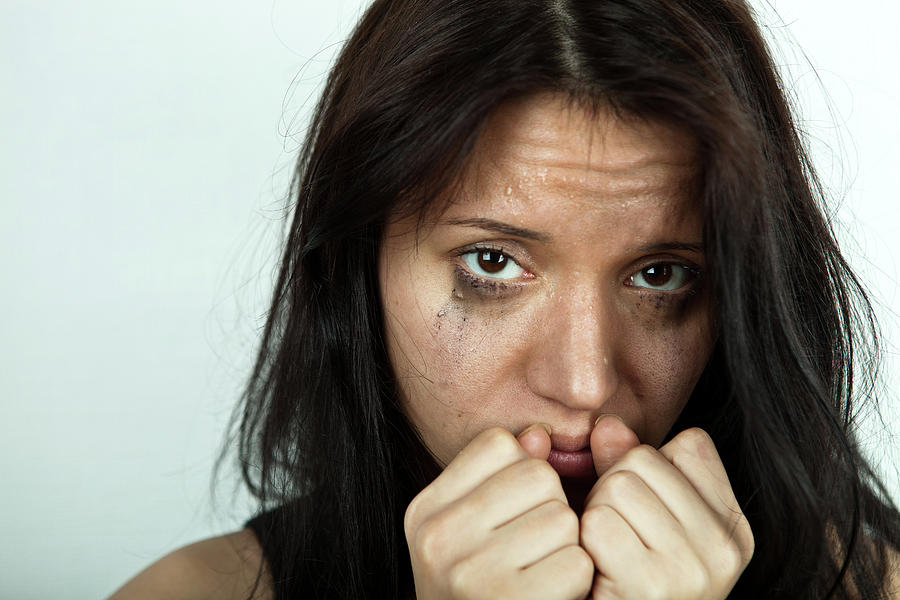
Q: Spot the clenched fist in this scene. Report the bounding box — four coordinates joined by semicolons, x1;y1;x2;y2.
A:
581;416;754;599
404;426;594;600
404;418;753;599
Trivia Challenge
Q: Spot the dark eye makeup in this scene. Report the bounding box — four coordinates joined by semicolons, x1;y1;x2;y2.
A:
451;243;703;305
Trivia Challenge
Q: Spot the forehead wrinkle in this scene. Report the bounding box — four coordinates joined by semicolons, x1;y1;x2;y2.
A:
502;136;695;173
484;98;696;169
458;92;701;222
491;149;699;201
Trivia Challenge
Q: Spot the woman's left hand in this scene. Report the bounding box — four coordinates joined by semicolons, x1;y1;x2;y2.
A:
580;417;754;600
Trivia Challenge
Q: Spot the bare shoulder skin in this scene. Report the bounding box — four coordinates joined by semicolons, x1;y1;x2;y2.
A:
887;546;900;598
108;528;273;600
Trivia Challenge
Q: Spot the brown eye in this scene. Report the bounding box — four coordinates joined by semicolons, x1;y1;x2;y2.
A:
477;251;508;273
627;263;696;291
461;249;525;279
642;264;672;287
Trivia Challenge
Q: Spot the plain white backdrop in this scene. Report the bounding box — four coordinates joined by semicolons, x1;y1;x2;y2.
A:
1;0;898;597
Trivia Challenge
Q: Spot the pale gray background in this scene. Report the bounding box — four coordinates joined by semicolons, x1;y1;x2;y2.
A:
1;0;898;597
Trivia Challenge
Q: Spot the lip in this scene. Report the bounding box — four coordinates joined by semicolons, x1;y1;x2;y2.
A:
547;447;596;479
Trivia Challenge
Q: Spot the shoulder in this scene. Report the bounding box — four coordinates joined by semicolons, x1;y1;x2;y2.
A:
108;528;273;600
849;539;900;598
889;546;900;598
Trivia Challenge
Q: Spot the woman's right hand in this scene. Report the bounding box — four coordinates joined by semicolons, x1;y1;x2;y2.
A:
404;425;594;600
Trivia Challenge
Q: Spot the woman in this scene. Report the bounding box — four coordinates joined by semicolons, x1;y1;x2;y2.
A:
111;0;900;597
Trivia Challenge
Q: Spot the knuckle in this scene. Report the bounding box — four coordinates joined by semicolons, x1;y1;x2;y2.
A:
601;469;641;501
545;499;579;536
739;515;756;564
448;553;502;600
641;574;667;600
681;426;713;447
672;427;716;459
682;559;711;596
521;458;561;493
403;494;425;542
719;539;745;576
570;545;596;581
721;510;755;566
447;559;472;597
616;444;659;472
413;515;451;568
479;426;522;458
627;443;658;462
446;558;473;596
581;503;614;538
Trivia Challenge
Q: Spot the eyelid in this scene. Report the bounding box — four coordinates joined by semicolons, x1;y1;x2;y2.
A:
627;253;702;276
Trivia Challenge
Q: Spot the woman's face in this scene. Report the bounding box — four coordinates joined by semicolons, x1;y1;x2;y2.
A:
379;92;714;473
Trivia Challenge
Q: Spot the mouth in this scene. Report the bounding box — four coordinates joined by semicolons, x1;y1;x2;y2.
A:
546;446;596;479
546;432;596;477
546;436;597;514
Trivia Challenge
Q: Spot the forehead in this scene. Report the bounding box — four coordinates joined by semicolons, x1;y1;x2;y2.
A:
438;92;701;231
476;92;696;172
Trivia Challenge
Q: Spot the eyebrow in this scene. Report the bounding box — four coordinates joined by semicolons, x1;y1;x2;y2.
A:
636;242;705;254
443;217;704;254
442;217;552;242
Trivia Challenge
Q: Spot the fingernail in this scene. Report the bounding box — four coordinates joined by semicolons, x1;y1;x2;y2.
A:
520;423;552;436
593;414;625;427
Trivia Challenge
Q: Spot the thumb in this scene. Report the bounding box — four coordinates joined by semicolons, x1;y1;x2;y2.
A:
517;423;552;460
590;415;640;476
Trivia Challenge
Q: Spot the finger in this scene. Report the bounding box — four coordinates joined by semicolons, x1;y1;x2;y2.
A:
658;428;754;561
431;457;567;553
585;443;721;535
590;415;640;476
583;470;689;557
591;573;624;600
582;496;712;600
517;423;552;460
580;503;649;580
585;439;752;572
459;499;581;571
657;428;741;520
452;542;593;600
407;427;529;527
519;544;594;600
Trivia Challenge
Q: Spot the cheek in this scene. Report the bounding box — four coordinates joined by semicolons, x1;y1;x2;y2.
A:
620;298;714;444
386;285;531;461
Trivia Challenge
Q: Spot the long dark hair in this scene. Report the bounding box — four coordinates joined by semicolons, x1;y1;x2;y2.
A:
217;0;900;597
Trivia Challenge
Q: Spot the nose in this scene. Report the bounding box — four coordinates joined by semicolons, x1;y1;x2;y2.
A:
524;285;619;411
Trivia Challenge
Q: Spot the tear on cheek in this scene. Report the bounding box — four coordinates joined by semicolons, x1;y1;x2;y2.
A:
434;290;465;329
433;292;501;364
432;297;467;347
